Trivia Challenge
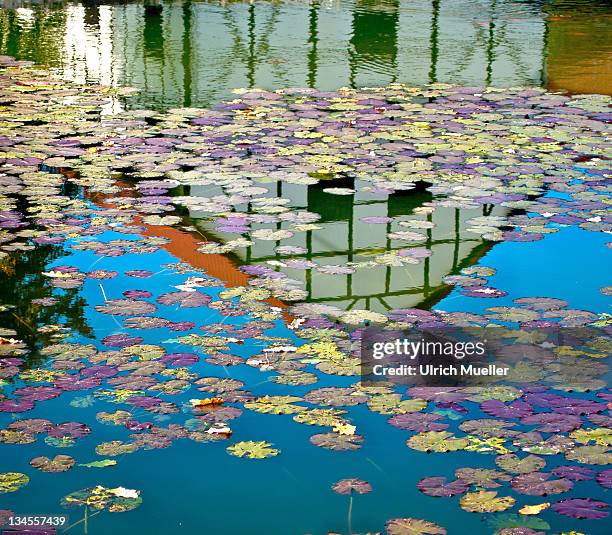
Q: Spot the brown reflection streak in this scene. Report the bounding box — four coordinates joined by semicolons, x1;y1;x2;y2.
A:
79;177;292;318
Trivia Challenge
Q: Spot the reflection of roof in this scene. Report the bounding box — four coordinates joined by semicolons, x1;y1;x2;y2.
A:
87;183;290;314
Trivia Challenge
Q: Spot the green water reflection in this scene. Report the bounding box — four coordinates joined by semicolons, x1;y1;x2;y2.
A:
1;0;610;112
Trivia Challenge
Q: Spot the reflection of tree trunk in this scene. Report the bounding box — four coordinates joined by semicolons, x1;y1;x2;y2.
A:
350;0;399;87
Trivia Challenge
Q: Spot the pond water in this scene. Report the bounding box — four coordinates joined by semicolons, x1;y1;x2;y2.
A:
0;0;611;110
1;0;610;315
0;2;610;535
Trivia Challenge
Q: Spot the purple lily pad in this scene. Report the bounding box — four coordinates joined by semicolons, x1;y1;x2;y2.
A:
157;291;211;308
551;466;595;481
596;469;612;489
417;477;469;497
552;498;609;520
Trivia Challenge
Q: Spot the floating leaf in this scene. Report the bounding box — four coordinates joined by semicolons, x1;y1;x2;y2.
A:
310;432;364;451
417;477;469;497
460;491;515;513
61;486;142;512
407;431;468;453
79;460;118;468
30;455;75;473
332;478;372;495
510;472;573;496
385;517;446;535
226;440;279;459
0;473;29;493
552;498;609;520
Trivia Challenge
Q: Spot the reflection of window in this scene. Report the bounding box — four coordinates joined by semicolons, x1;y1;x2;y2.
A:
349;0;399;86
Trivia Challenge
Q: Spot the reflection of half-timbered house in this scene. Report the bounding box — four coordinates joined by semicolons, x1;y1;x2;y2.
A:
1;1;549;109
186;179;506;313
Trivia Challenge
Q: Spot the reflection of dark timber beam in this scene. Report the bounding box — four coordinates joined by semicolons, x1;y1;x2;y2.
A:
303;237;498;309
485;0;497;86
540;10;549;87
429;0;440;84
182;1;192;107
250;236;483;263
307;1;319;88
247;3;255;87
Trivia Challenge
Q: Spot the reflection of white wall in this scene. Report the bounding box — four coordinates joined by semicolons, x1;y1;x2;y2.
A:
62;5;115;86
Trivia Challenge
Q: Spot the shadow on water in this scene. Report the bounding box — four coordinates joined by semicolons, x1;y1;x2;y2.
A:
0;171;93;362
0;246;93;364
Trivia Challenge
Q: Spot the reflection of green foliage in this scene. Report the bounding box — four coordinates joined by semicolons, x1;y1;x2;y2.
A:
0;245;93;364
0;7;66;66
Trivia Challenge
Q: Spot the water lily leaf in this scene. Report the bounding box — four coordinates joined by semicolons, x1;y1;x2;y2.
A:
293;408;348;427
95;299;157;316
486;513;550;532
521;413;581;433
368;394;427;415
481;400;533;419
459;419;517;438
518;503;550;516
310;432;364;451
510;472;573;496
61;486;142;512
272;370;318;385
565;445;612;465
226;440;279;459
552;498;609;520
95;440;140;456
0;472;29;493
304;387;367;407
79;459;118;468
407;431;468;453
551;465;595;481
454;468;511;489
44;436;75;448
596;468;612;489
460;491;515;513
0;429;35;444
30;455;75;473
244;395;306;415
385;517;446;535
157;291;211;308
417;477;469;497
496;454;546;474
569;427;612;446
332;478;372;495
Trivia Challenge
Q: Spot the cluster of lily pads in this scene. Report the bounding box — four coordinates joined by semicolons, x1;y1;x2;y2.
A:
0;54;610;534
